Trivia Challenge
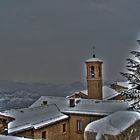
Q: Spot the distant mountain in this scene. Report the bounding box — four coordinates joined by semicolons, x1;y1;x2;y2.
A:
0;80;85;111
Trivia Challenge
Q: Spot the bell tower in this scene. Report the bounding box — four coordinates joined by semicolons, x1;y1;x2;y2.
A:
85;50;103;99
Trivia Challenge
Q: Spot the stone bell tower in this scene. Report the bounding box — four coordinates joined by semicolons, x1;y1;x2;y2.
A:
85;51;103;99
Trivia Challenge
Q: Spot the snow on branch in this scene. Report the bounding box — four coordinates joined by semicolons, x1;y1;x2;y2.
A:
121;43;140;111
130;51;140;58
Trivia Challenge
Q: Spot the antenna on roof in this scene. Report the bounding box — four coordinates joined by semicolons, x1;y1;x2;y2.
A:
92;46;96;58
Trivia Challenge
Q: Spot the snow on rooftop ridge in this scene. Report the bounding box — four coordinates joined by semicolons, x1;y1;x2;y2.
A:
85;111;140;135
0;135;33;140
116;81;133;89
117;81;129;88
85;57;103;63
80;90;88;95
0;112;14;119
34;115;68;129
62;110;108;116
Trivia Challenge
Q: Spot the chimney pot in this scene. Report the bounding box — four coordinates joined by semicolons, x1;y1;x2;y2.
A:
69;98;75;107
43;101;48;105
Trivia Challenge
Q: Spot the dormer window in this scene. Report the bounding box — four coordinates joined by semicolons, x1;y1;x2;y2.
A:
90;66;95;78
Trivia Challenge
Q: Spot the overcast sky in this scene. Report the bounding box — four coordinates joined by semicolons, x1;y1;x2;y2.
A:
0;0;140;84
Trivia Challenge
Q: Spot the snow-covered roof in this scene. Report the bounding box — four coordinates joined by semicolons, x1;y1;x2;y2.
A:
5;104;69;134
30;96;129;116
116;81;129;88
0;112;14;119
0;135;33;140
85;111;140;135
85;58;103;63
6;95;129;134
62;99;129;116
0;112;15;123
69;86;120;100
103;86;120;100
80;90;88;95
30;96;68;109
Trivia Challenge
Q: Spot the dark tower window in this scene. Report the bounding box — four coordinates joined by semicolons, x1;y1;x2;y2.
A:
90;66;95;78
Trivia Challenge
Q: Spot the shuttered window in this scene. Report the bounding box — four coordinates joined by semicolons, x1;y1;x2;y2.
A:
77;120;83;132
63;123;66;133
42;131;46;139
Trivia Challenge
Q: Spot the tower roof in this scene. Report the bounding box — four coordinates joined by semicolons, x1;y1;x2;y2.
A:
85;46;103;63
85;57;103;63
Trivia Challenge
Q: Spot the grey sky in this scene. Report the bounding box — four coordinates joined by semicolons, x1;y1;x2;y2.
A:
0;0;140;84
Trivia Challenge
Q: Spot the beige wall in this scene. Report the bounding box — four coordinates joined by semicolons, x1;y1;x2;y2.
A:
34;120;69;140
14;119;69;140
14;129;34;139
69;114;102;140
87;80;102;99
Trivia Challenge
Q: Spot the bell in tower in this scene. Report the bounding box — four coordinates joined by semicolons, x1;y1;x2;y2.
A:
85;49;103;99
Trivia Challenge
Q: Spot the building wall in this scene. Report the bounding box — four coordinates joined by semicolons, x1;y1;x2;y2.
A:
0;116;14;135
110;94;125;100
0;123;6;134
14;129;34;139
87;80;102;99
14;119;69;140
67;93;88;99
84;120;140;140
34;119;69;140
13;114;103;140
69;114;102;140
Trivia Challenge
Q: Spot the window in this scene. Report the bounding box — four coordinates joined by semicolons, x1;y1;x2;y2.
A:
90;66;95;78
42;131;46;139
77;120;83;132
62;123;66;133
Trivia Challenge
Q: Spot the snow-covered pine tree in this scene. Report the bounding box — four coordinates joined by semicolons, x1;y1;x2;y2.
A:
120;40;140;111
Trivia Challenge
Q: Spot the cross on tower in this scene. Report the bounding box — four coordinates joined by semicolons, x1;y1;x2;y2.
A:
92;46;96;58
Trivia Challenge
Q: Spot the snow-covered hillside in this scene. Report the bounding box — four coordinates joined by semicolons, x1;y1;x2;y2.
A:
0;81;85;111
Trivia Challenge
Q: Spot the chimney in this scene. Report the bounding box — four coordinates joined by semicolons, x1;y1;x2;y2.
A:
69;98;75;107
43;100;48;105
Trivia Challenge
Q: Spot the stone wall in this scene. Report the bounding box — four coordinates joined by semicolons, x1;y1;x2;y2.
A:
69;114;101;140
14;119;69;140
